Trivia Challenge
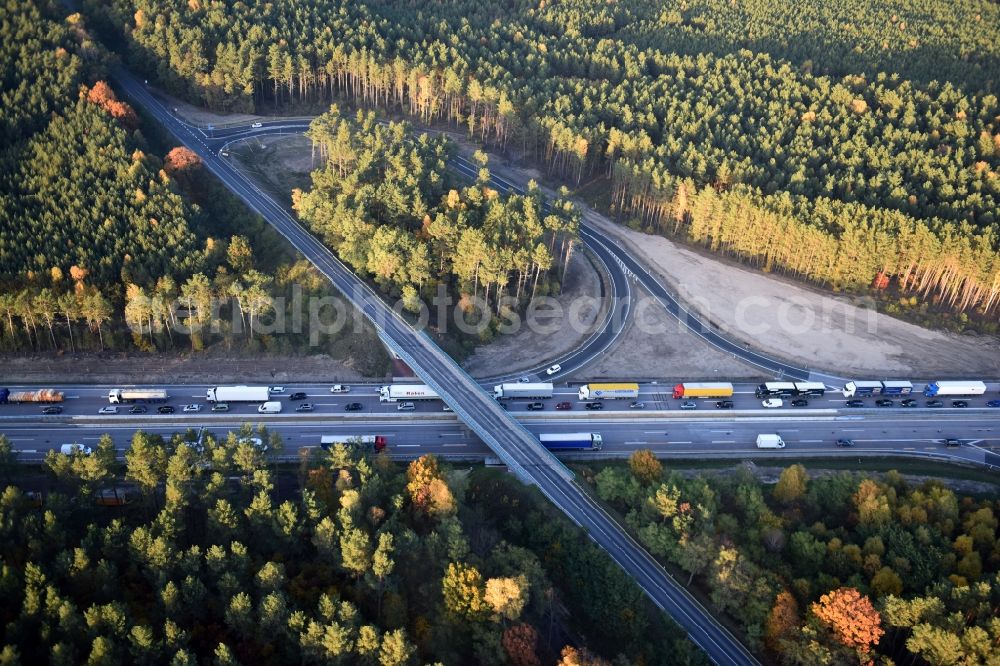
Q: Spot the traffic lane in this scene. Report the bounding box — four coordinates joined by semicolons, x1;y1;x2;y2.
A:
7;414;994;458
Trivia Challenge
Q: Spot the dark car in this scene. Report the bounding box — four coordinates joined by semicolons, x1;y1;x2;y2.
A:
835;438;855;447
875;399;894;407
555;401;572;410
41;405;63;414
289;392;307;401
157;405;175;414
952;400;969;408
585;402;604;410
987;400;1000;408
900;398;918;407
791;398;809;407
129;405;147;414
715;400;734;409
845;399;865;407
295;403;314;412
526;402;544;411
926;400;944;408
944;438;961;448
344;402;363;412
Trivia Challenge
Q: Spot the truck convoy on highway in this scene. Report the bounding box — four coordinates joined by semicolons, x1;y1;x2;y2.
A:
0;388;64;403
578;383;639;400
379;384;439;402
755;382;826;398
320;435;387;452
107;388;169;404
494;383;554;400
923;380;987;397
539;433;603;451
206;386;271;402
672;383;734;399
842;380;913;397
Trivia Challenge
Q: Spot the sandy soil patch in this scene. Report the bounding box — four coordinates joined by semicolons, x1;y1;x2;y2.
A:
462;249;609;377
579;284;762;381
583;213;1000;377
0;351;387;385
150;87;263;127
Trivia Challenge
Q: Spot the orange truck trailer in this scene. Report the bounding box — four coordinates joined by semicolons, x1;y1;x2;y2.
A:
672;383;734;399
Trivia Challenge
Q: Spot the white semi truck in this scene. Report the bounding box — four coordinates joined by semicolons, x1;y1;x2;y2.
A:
206;386;271;402
493;382;554;400
108;388;169;404
922;380;987;397
379;384;439;402
577;383;639;400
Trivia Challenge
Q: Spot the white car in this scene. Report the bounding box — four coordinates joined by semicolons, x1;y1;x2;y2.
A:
330;384;350;393
761;399;784;409
397;402;415;411
251;122;263;128
99;406;118;415
60;443;92;456
546;364;562;375
183;404;202;412
239;436;268;452
269;386;285;393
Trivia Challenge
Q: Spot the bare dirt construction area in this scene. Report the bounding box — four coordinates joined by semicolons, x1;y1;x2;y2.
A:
466;142;1000;378
579;284;761;381
153;88;263;127
230;134;317;195
0;351;386;386
462;249;609;378
583;213;1000;377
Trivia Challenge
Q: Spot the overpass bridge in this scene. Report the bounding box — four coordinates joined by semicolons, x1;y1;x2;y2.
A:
114;67;759;665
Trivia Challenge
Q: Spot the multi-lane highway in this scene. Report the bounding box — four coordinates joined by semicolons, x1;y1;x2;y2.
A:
4;380;998;416
6;410;998;465
109;69;760;665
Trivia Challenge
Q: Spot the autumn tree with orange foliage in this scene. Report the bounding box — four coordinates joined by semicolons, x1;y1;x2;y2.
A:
405;455;456;521
556;645;610;666
765;590;801;652
811;587;884;657
502;624;541;666
163;146;201;175
85;81;139;130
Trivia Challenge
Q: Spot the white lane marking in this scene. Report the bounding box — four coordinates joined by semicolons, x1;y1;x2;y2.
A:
800;439;823;443
441;443;467;447
712;440;735;444
667;440;692;444
439;433;462;437
841;428;864;432
18;449;37;453
396;444;421;448
624;441;647;445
